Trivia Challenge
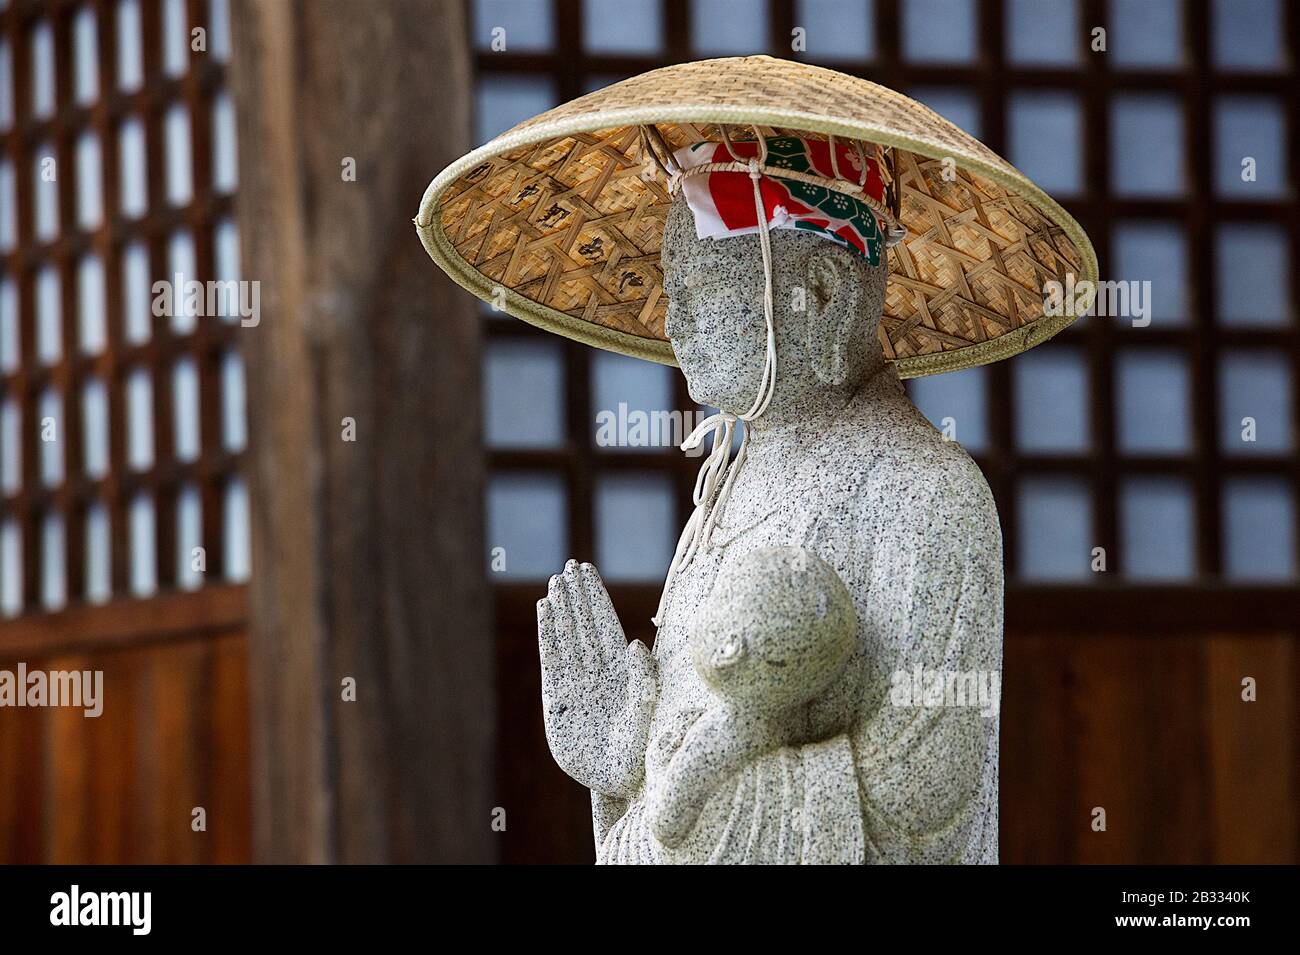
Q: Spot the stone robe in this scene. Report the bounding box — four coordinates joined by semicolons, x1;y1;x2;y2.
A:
594;369;1003;864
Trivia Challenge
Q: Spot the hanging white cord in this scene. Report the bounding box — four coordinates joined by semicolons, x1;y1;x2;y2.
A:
652;142;778;628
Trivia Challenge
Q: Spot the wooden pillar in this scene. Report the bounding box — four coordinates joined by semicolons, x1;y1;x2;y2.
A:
229;0;492;863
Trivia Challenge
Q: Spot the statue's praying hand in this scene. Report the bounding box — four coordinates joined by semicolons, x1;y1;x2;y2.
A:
646;547;859;847
537;560;659;799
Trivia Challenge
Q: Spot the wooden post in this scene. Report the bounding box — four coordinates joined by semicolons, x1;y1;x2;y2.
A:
229;0;492;863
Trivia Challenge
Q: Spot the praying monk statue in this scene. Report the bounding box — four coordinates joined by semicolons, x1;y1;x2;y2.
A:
536;191;1003;865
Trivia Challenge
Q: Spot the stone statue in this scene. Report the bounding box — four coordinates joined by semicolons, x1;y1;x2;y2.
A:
536;194;1003;864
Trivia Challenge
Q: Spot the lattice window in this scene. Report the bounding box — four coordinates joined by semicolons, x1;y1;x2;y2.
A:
0;0;248;619
472;0;1297;611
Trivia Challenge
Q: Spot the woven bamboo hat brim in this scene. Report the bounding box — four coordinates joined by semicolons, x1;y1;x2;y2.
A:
415;55;1097;379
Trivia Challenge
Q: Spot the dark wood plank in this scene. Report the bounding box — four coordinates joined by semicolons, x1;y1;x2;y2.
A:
229;0;493;864
1204;633;1296;863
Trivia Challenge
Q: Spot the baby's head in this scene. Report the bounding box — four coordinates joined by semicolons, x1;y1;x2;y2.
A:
690;546;857;713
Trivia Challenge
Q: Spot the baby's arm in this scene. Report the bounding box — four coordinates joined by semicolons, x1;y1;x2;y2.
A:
646;705;774;848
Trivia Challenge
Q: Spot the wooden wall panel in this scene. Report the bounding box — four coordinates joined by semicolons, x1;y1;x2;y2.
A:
0;627;251;864
207;632;253;864
1204;634;1296;863
496;599;1300;865
85;647;137;863
0;686;45;862
999;630;1298;865
45;653;92;863
495;597;594;865
1;608;1293;865
997;633;1073;863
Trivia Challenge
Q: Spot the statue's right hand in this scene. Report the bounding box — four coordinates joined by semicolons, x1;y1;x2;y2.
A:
537;560;658;798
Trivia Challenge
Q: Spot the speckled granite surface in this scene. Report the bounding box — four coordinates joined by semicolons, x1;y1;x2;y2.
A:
538;196;1003;864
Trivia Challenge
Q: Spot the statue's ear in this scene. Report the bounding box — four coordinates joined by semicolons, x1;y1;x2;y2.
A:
804;247;861;385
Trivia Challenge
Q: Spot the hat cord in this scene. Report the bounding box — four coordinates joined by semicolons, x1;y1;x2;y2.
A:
652;154;777;628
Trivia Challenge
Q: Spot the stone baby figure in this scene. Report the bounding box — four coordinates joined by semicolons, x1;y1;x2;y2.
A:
646;546;858;847
537;139;1003;864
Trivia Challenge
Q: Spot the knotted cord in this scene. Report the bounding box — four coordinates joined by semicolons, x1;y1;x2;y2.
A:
652;131;777;627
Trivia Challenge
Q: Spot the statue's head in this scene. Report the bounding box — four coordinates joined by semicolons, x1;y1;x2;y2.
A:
662;195;889;414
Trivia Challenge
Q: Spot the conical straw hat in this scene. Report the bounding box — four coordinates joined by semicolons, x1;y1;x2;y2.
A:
415;55;1097;379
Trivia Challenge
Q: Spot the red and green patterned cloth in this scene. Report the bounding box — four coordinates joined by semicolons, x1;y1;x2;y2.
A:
673;136;890;265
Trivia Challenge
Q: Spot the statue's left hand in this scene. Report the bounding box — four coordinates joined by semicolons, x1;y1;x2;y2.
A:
538;560;658;798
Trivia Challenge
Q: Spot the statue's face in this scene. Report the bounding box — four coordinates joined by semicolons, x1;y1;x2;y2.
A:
661;197;889;413
661;200;770;411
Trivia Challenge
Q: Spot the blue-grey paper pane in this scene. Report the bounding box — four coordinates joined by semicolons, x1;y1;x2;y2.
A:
1222;479;1295;581
126;367;154;470
1214;96;1285;198
129;492;156;596
908;365;989;453
1111;221;1187;326
214;217;240;286
0;398;18;495
81;377;109;478
1212;0;1283;72
595;473;674;582
1008;91;1082;196
693;0;767;55
119;117;148;218
487;473;568;579
34;145;59;241
122;241;151;343
221;348;248;452
909;87;980;140
161;0;189;78
591;350;675;452
76;132;103;229
167;229;197;335
475;75;556;145
117;0;144;92
1110;0;1181;68
30;20;55;119
212;91;238;193
1110;95;1184;197
164;104;193;206
584;0;662;54
223;478;251;581
176;483;203;590
0;518;19;616
41;511;65;610
0;39;12;131
1219;351;1292;456
0;275;15;372
0;161;13;252
36;266;61;366
1115;349;1191;454
85;502;110;604
39;389;62;487
484;338;565;448
1215;225;1288;326
1006;0;1078;65
1120;478;1195;581
794;0;874;61
1013;346;1089;453
1018;478;1092;581
209;0;232;62
473;0;554;52
78;254;106;354
902;0;975;63
172;357;201;463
